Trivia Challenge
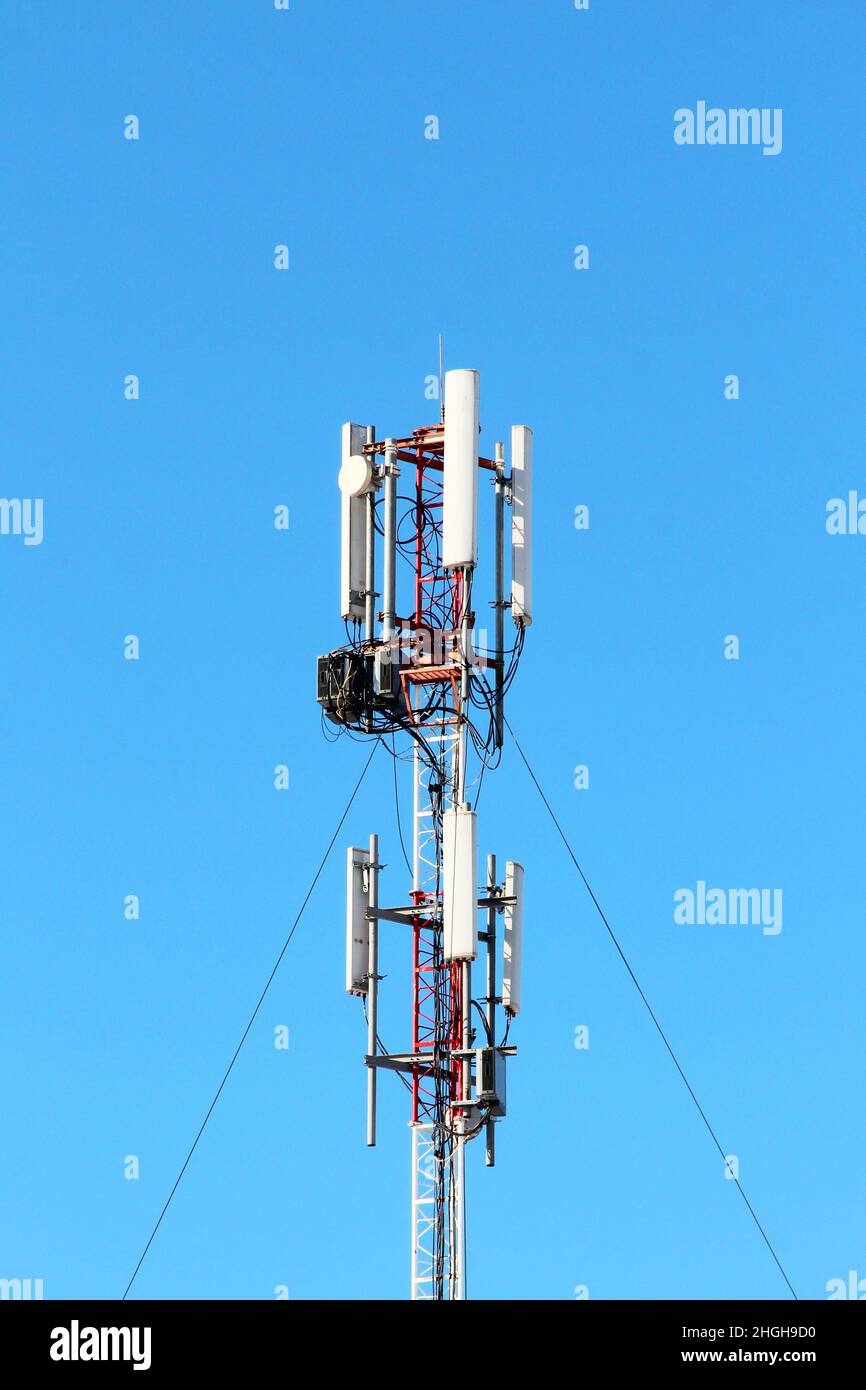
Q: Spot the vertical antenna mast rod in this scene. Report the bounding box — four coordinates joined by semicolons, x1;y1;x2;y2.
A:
364;425;376;643
438;334;444;422
494;441;505;747
366;833;379;1147
485;852;497;1167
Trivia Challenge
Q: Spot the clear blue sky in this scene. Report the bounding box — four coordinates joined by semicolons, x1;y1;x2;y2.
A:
2;0;864;1301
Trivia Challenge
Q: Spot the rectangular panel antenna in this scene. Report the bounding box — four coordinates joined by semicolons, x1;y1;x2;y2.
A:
510;425;533;626
502;860;524;1014
340;422;370;620
442;806;478;960
346;845;370;994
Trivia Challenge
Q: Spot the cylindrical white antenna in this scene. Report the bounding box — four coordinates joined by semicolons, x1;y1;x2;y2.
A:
442;369;479;571
510;425;532;626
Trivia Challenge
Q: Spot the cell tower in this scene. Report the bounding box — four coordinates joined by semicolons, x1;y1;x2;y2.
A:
316;368;532;1299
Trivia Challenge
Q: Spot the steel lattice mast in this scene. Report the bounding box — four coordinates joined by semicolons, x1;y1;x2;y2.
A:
317;371;532;1299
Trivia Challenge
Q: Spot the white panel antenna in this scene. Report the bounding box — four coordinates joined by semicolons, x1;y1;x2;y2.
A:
442;806;477;960
502;860;524;1015
340;422;372;620
510;425;533;626
442;369;479;571
345;845;370;994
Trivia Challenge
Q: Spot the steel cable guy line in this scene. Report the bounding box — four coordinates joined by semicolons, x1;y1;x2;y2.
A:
390;733;413;876
122;740;379;1301
503;715;798;1301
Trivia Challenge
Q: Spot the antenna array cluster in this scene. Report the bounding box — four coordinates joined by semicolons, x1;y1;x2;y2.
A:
317;368;533;1300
